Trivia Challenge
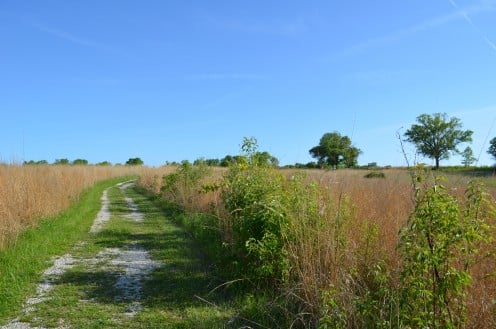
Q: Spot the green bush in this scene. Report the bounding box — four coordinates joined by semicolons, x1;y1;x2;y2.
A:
221;139;289;285
161;161;211;208
398;175;495;328
364;171;385;178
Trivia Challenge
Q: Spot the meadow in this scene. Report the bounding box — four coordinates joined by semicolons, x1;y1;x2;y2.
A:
1;162;495;328
137;162;496;328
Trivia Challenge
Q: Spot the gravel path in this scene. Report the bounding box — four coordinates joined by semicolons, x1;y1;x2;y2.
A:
1;181;159;329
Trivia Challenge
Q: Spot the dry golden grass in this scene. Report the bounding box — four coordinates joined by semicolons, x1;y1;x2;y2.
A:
0;164;140;249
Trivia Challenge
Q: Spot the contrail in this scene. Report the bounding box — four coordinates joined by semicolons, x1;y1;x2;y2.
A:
447;0;496;54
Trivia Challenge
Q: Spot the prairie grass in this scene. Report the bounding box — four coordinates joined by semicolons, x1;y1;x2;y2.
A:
0;164;140;249
138;165;496;328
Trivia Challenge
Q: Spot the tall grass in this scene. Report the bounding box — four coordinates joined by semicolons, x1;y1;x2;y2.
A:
137;165;496;328
0;164;139;249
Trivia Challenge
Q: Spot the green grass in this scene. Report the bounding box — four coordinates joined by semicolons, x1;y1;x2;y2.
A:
0;176;132;320
0;181;247;328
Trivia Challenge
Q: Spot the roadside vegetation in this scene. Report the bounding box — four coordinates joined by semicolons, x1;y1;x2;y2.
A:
137;137;496;328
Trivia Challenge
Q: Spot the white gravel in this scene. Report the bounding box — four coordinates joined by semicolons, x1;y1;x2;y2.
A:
89;189;110;234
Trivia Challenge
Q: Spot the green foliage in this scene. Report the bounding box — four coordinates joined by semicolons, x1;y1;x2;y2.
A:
398;173;495;328
161;160;211;207
222;162;288;284
364;171;385;178
220;137;289;285
488;136;496;161
309;131;361;169
96;161;112;166
72;159;88;165
461;146;476;167
23;160;48;165
404;113;473;169
54;158;69;165
125;157;144;166
193;157;221;166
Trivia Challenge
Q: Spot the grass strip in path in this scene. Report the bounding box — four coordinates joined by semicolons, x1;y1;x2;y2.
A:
0;176;133;321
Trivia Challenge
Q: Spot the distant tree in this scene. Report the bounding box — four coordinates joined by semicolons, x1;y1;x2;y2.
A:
404;113;473;169
253;151;279;167
125;157;144;166
461;146;476;167
96;161;112;166
194;158;221;166
23;160;48;165
305;161;319;168
54;158;70;165
205;158;221;166
309;131;361;169
72;159;88;165
220;155;235;167
488;137;496;162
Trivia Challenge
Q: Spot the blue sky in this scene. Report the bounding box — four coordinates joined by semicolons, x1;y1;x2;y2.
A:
1;0;495;166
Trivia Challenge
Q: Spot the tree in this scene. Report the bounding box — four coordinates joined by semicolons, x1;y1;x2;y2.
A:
461;146;476;167
54;158;70;165
126;157;144;166
404;113;473;169
72;159;88;165
488;137;496;162
253;151;279;167
23;160;48;165
309;131;361;169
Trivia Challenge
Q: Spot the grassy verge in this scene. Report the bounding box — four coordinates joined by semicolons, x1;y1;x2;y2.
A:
0;176;133;320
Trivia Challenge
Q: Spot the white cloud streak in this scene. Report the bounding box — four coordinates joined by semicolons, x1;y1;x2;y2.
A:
30;22;130;58
33;23;101;48
447;0;496;54
334;0;496;58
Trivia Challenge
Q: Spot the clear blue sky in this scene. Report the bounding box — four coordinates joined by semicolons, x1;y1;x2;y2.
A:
1;0;495;167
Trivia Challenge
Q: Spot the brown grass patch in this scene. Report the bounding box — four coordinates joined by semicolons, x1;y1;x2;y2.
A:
0;164;140;249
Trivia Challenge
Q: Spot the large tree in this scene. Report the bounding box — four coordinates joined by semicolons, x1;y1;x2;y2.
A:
309;131;361;169
404;113;473;169
488;137;496;162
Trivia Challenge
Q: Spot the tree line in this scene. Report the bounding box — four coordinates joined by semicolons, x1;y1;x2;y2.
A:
191;113;495;170
20;113;496;169
23;158;144;166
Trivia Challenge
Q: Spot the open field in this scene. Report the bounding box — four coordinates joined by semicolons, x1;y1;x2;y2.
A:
1;163;495;327
138;164;496;328
0;165;142;249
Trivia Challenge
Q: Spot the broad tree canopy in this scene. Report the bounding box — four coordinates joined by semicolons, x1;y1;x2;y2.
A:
404;113;472;169
126;157;144;166
309;131;361;169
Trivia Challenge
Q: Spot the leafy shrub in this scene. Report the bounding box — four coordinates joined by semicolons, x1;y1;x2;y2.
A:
364;171;385;178
160;161;211;210
398;175;495;328
221;138;289;285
